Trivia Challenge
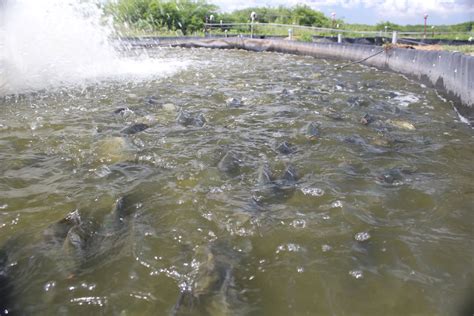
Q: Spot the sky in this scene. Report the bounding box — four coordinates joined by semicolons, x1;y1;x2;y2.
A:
208;0;474;25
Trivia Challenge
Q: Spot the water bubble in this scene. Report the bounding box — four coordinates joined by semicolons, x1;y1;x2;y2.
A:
129;291;156;302
321;244;332;252
94;165;111;178
70;296;107;306
29;121;39;130
10;214;20;225
178;281;191;292
209;187;223;194
291;219;306;229
133;138;145;148
331;200;343;208
272;132;283;138
44;281;56;292
301;187;324;197
354;232;371;242
349;270;363;279
276;243;304;254
80;282;96;291
201;211;213;221
232;227;254;237
121;108;134;117
287;244;301;252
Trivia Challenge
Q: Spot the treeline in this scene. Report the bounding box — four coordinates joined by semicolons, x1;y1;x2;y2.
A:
371;21;473;32
106;0;334;34
106;0;473;35
218;6;332;27
106;0;218;34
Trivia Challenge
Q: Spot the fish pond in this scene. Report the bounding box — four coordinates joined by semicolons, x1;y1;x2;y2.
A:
0;47;473;315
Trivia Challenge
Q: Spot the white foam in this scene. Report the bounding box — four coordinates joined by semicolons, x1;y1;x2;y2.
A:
0;0;188;95
452;104;472;127
392;93;420;107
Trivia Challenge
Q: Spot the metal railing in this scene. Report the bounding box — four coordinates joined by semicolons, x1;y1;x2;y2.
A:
205;22;473;42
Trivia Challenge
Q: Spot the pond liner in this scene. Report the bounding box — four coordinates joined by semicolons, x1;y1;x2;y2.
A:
170;38;474;124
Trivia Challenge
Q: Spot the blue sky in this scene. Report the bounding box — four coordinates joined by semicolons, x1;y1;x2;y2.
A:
208;0;473;25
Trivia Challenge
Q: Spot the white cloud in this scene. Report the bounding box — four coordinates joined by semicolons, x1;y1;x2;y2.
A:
210;0;474;19
369;0;473;18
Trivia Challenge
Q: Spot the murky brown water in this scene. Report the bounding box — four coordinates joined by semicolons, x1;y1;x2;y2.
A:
0;47;473;315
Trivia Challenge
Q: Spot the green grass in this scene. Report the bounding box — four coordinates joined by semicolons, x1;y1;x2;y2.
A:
441;45;474;55
114;23;474;48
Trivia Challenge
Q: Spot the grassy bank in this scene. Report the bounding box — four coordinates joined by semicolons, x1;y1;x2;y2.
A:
441;45;474;55
106;0;473;41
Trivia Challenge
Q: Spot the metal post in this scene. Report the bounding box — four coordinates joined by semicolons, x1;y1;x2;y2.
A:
392;31;398;44
209;14;214;37
250;12;256;39
337;34;342;43
424;13;428;38
288;28;293;40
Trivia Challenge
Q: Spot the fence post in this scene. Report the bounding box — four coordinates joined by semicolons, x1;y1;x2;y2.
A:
337;34;342;43
209;15;214;37
392;31;398;44
250;12;257;39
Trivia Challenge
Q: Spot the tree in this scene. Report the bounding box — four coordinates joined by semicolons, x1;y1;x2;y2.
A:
291;5;330;27
375;21;401;31
108;0;217;34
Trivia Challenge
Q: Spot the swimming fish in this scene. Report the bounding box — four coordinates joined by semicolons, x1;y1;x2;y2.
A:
121;123;150;135
217;151;241;177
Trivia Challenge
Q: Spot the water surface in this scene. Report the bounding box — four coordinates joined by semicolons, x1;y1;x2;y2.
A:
0;48;473;315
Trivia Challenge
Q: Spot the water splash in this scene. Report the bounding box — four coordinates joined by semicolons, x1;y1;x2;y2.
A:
0;0;188;95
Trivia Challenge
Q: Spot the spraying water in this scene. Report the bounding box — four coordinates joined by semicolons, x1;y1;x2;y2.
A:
0;0;188;96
